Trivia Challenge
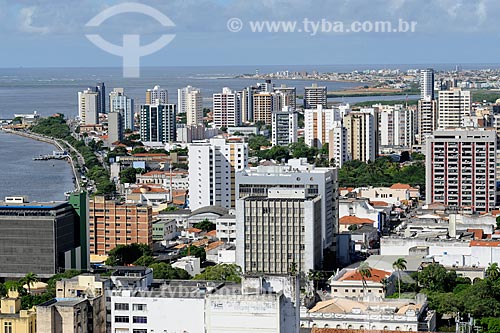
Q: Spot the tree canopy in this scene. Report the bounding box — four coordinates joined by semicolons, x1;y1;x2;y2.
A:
106;243;152;266
193;264;242;282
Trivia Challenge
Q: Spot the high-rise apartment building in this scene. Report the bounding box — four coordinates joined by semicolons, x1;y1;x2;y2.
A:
108;111;124;145
253;91;281;125
304;105;345;148
274;84;297;109
178;86;203;125
236;158;338;249
146;85;168;104
78;88;99;125
304;83;327;109
437;88;471;128
328;121;348;168
344;109;377;162
188;138;248;210
271;107;298;146
95;82;106;114
139;103;176;143
213;87;241;128
377;104;416;149
236;188;322;274
420;69;434;100
89;196;153;255
425;128;496;213
418;99;438;145
0;200;81;278
109;88;135;130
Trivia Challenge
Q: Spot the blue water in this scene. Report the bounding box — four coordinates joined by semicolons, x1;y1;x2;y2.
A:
0;131;74;201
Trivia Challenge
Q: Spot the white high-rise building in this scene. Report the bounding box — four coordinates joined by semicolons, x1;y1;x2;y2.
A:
274;85;297;109
213;88;241;128
438;88;471;128
236;158;339;249
420;69;435;100
178;86;203;126
78;88;99;125
304;83;327;109
146;85;168;104
425;128;496;213
271;107;298;146
418;99;438;145
109;88;135;130
377;104;416;149
328;121;348;168
344;109;377;162
304;105;346;148
188;137;248;210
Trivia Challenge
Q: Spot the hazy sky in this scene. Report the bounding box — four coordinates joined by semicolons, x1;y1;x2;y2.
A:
0;0;498;68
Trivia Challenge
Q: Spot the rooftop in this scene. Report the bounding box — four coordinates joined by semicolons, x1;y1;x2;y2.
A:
339;216;375;225
337;268;391;283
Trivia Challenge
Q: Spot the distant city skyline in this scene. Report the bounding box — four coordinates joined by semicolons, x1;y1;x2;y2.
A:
1;0;499;68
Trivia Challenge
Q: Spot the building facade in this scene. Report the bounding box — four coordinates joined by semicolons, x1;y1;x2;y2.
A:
108;111;124;145
304;105;344;148
236;158;339;249
271;107;298;146
78;88;99;125
253;91;281;125
377;104;416;149
344;109;377;162
88;196;153;255
304;83;327;109
109;88;135;130
188;138;248;210
236;188;322;274
145;85;168;104
213;87;241;128
425;128;496;212
178;85;203;126
0;200;81;278
437;88;471;128
139;103;176;143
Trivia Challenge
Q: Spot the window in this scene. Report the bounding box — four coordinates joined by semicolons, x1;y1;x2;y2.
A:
133;330;147;333
115;303;129;311
4;322;13;333
133;316;147;324
115;316;129;323
133;304;147;311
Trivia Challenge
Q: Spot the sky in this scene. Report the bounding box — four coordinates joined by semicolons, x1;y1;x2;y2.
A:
0;0;499;68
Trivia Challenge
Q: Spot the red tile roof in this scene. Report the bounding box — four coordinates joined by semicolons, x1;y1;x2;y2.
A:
470;240;500;247
467;228;484;240
186;228;202;233
369;201;390;207
339;216;375;225
390;183;412;190
339;268;391;283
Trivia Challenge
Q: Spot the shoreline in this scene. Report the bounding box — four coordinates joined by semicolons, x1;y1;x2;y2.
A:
0;128;80;193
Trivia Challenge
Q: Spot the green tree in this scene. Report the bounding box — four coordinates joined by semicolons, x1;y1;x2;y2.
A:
307;270;325;290
193;264;242;282
22;272;39;294
131;147;148;155
393;258;407;298
180;245;206;262
194;219;216;232
496;216;500;230
106;243;152;266
288;262;298;275
133;255;156;267
486;263;500;281
248;135;271;151
119;167;144;184
418;263;457;292
357;262;372;293
148;262;190;279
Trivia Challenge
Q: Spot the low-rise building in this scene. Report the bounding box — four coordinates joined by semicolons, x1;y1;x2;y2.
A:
216;213;236;244
301;294;436;332
328;268;394;298
0;291;36;333
152;219;178;242
171;256;201;276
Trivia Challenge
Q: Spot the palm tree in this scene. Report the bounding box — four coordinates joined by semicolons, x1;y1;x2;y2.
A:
308;270;325;291
23;272;39;294
393;258;407;298
357;262;372;294
486;262;500;281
